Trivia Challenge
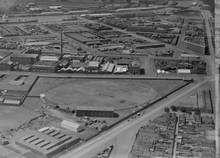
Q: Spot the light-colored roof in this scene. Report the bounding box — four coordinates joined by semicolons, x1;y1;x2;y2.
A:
61;120;81;129
40;56;59;62
88;61;100;67
24;41;51;46
114;65;128;73
3;99;21;105
16;128;79;156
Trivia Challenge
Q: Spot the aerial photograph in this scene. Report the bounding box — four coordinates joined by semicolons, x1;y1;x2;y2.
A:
0;0;218;158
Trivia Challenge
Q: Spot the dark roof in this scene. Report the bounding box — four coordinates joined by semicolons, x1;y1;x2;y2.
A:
76;106;114;112
11;54;39;58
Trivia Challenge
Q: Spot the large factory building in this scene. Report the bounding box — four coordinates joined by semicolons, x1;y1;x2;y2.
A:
76;106;119;118
16;127;80;158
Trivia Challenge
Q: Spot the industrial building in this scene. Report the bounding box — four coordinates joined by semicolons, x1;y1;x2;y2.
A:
0;61;13;71
2;95;23;105
114;65;128;73
183;40;206;54
0;74;37;106
16;127;80;158
114;59;131;66
101;62;115;73
70;54;86;61
154;58;207;74
0;75;37;106
177;69;191;74
39;55;60;62
31;61;57;73
10;54;39;65
87;61;100;71
61;120;84;133
128;65;142;75
0;89;27;106
133;43;166;49
24;49;42;55
76;106;119;118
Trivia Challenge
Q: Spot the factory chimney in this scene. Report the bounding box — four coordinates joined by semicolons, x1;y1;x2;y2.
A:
2;14;8;22
60;31;63;59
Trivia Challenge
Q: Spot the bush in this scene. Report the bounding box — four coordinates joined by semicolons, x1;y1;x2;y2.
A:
171;105;177;112
180;107;186;113
164;107;170;113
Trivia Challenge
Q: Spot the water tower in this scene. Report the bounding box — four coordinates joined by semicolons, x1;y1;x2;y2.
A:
2;14;8;22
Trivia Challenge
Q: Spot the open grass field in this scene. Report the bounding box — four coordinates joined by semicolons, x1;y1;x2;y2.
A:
29;78;186;112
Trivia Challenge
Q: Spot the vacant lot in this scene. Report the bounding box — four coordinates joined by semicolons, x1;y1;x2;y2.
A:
0;106;40;132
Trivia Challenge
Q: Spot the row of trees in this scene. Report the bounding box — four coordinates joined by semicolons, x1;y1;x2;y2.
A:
164;105;201;115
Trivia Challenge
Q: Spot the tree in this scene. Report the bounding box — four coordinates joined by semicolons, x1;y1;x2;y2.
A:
171;105;177;112
55;105;60;109
180;107;186;113
164;107;170;113
194;109;201;115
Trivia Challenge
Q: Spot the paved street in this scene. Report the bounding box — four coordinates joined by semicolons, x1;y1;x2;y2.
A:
109;126;138;158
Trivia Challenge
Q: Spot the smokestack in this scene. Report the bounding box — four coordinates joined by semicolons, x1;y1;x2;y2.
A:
2;14;8;22
60;31;63;58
